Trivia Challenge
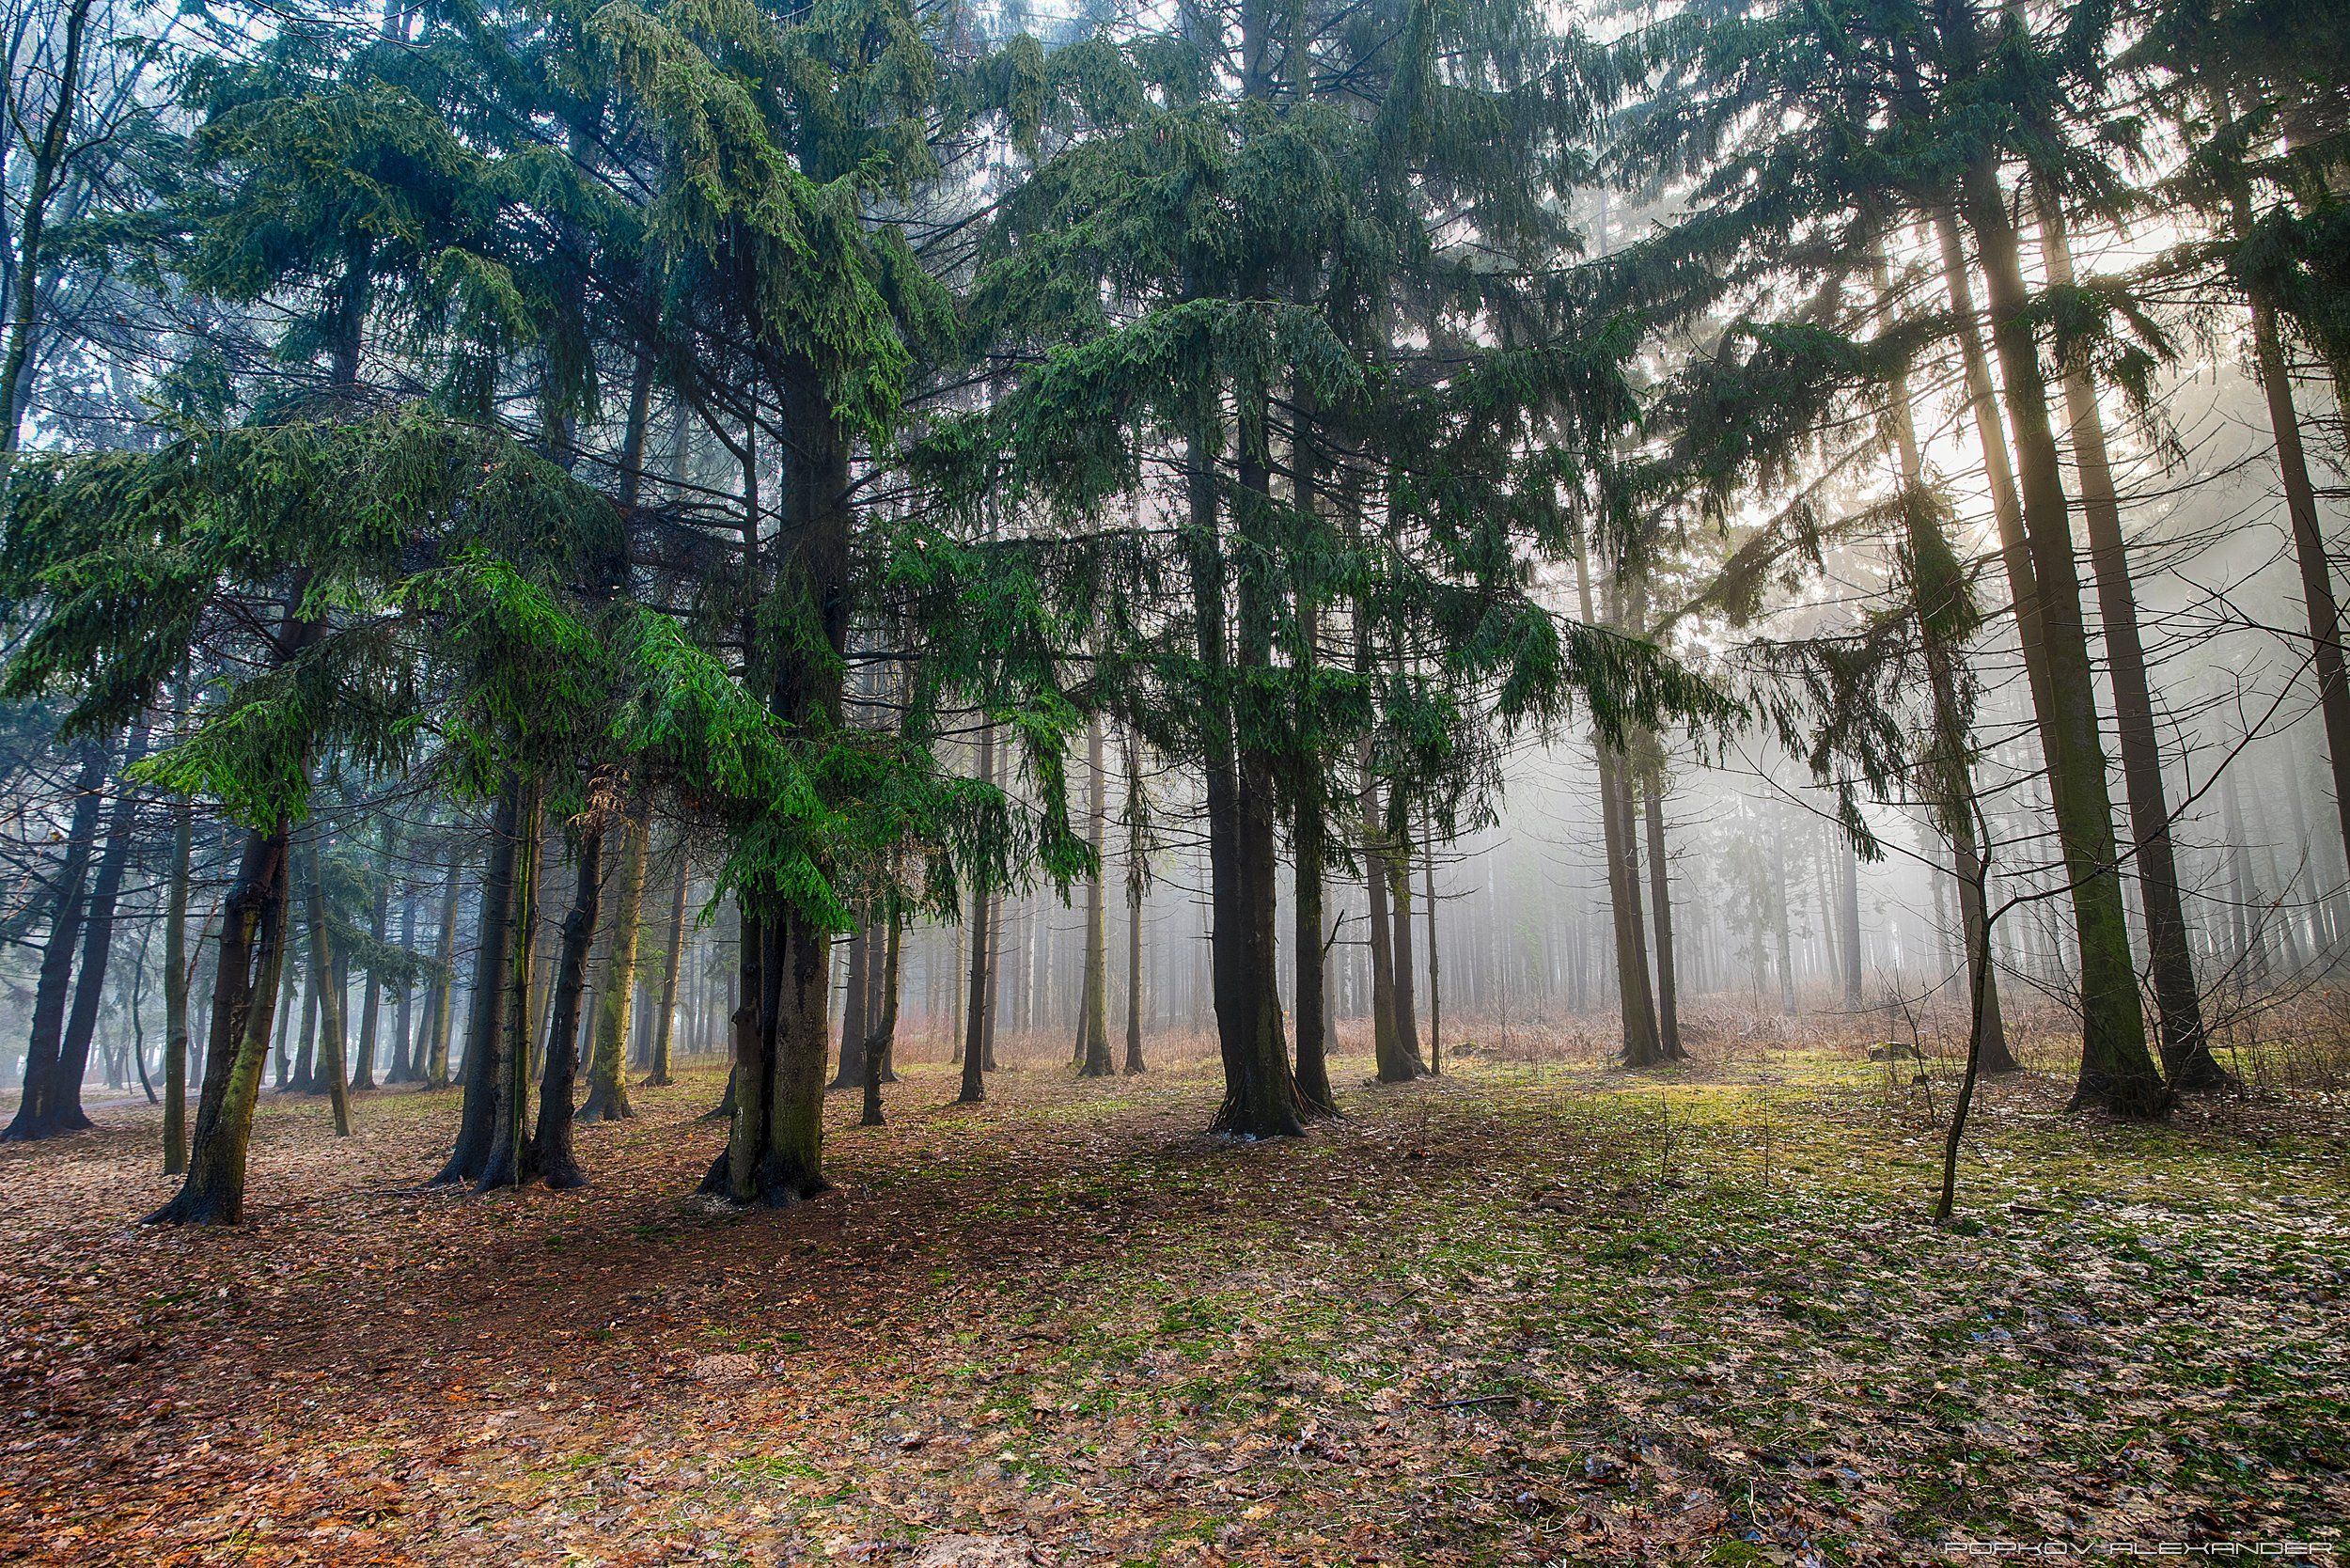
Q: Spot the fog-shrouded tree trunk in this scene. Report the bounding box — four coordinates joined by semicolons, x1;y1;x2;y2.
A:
422;839;464;1089
1122;730;1148;1076
433;785;523;1184
53;720;150;1131
834;905;872;1091
1387;808;1420;1063
959;718;996;1105
861;908;900;1126
1641;767;1686;1060
1199;423;1304;1137
1361;770;1408;1077
582;799;645;1121
1934;207;2052;725
163;726;194;1174
1957;149;2168;1118
146;825;295;1225
1078;718;1115;1077
386;880;420;1083
350;826;397;1091
521;812;605;1188
0;0;94;456
2234;197;2350;904
1835;827;1863;1008
301;845;352;1137
6;746;107;1142
647;842;686;1087
2035;191;2230;1093
1421;836;1443;1074
1577;545;1664;1064
478;787;545;1190
1878;250;2019;1073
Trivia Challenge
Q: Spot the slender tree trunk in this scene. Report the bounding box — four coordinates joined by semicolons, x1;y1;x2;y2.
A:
647;841;686;1086
1420;838;1442;1074
433;787;521;1184
862;908;899;1126
526;819;605;1187
1576;547;1663;1064
6;746;106;1141
1078;720;1115;1076
163;733;193;1174
350;828;396;1091
582;800;645;1121
478;787;545;1190
835;903;871;1090
1642;776;1685;1059
0;0;92;454
2244;251;2350;904
146;825;294;1226
1959;160;2167;1117
422;839;463;1089
1879;251;2019;1073
959;722;996;1104
2037;192;2230;1092
301;846;352;1137
1123;731;1148;1075
1387;808;1420;1060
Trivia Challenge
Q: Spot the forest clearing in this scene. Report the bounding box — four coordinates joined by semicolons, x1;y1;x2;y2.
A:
3;1025;2345;1566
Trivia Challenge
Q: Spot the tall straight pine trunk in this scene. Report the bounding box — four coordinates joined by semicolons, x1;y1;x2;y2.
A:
1958;159;2167;1117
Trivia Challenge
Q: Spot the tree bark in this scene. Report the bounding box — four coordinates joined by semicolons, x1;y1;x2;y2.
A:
582;799;645;1121
147;825;293;1225
2036;190;2229;1092
647;840;686;1086
1958;159;2167;1117
432;786;522;1184
5;745;106;1141
301;845;352;1136
525;818;605;1186
1642;773;1686;1059
1078;719;1115;1076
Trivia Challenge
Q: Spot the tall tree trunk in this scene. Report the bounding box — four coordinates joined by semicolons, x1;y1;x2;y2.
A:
350;828;397;1092
0;0;93;454
1641;772;1685;1059
433;786;522;1184
422;839;464;1089
647;841;686;1086
525;819;605;1187
1835;827;1864;1008
1200;427;1303;1135
1078;719;1115;1076
712;377;846;1206
2241;236;2350;910
1878;251;2020;1073
478;787;545;1190
582;800;645;1121
1361;771;1411;1078
959;723;996;1104
1577;546;1664;1064
1387;807;1420;1061
1123;730;1149;1075
301;846;352;1137
1958;159;2167;1117
1421;836;1443;1074
835;904;872;1090
1935;207;2055;724
38;718;150;1136
6;746;106;1141
146;825;294;1225
163;725;194;1174
386;882;419;1083
2032;193;2230;1090
862;908;900;1126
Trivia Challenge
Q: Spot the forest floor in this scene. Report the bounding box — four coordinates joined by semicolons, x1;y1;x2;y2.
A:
0;1028;2345;1567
